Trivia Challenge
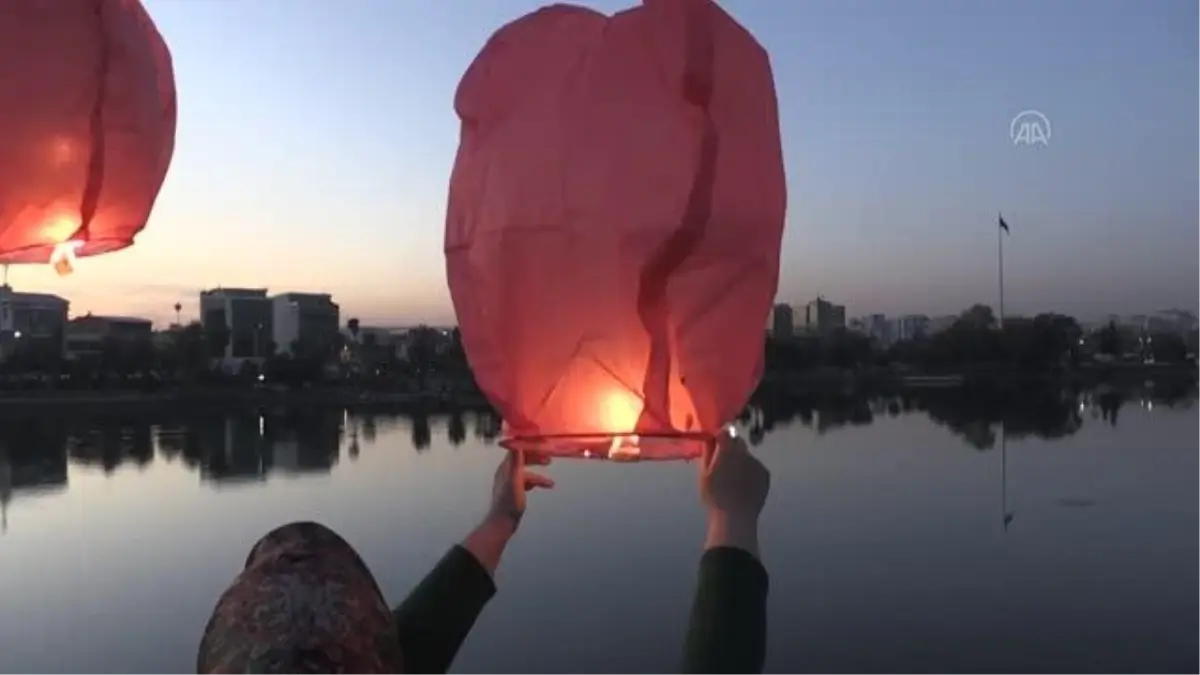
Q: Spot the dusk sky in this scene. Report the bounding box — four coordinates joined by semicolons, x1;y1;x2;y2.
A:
8;0;1197;327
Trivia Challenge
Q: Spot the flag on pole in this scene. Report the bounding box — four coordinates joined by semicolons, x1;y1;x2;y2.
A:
998;214;1010;234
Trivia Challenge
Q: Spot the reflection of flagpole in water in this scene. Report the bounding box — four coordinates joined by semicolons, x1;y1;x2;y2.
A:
1;458;10;535
1001;422;1014;532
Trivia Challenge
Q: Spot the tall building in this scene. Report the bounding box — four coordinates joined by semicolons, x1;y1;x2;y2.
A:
770;303;795;339
866;313;890;345
0;285;68;361
801;297;846;335
891;314;930;342
271;292;340;357
199;288;273;360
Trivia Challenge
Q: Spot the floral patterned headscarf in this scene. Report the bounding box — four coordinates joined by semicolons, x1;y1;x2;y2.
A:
197;521;404;673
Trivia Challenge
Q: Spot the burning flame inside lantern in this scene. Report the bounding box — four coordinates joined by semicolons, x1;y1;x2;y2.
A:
599;388;644;460
40;210;84;276
600;388;642;432
49;240;83;276
503;373;704;461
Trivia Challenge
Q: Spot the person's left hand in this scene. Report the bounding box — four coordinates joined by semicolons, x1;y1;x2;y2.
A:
487;450;554;531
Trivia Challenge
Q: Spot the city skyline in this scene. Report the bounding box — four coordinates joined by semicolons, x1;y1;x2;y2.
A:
5;281;1192;336
2;0;1196;327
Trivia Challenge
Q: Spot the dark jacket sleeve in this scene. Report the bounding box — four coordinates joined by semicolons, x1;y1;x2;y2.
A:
392;545;496;674
681;546;770;674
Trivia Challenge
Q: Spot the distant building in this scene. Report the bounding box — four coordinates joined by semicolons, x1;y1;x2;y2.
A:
847;314;897;346
866;314;890;345
200;288;273;362
0;285;68;362
800;297;845;335
343;325;397;347
770;303;795;339
271;292;340;357
64;314;153;360
340;325;403;369
890;314;930;342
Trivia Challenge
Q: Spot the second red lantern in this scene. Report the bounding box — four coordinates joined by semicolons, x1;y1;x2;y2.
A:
0;0;176;274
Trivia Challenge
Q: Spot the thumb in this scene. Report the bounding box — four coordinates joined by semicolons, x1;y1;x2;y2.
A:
510;449;526;482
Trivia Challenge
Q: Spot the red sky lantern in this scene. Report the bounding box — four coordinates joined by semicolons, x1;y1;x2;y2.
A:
0;0;176;276
446;0;786;461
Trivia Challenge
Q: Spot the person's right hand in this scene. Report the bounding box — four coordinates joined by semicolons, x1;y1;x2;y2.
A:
699;430;770;557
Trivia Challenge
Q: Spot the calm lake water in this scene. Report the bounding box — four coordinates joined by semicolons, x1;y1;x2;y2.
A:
1;386;1196;673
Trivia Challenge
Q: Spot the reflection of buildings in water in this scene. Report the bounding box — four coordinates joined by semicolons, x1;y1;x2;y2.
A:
472;411;501;444
199;411;341;484
345;412;361;460
741;385;1178;449
743;393;873;443
154;424;194;466
958;421;997;451
361;416;378;443
340;409;498;454
0;446;68;534
342;412;411;448
1097;391;1124;426
201;415;268;483
67;422;154;473
447;412;467;447
411;414;431;451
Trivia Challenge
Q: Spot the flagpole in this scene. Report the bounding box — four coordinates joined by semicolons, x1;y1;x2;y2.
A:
997;213;1005;329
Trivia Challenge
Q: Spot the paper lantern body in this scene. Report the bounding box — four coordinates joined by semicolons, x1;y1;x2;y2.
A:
446;0;786;460
0;0;176;266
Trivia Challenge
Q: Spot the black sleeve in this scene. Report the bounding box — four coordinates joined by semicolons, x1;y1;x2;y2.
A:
392;545;497;674
681;546;770;674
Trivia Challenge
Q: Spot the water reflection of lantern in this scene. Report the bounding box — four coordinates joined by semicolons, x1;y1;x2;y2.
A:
0;0;176;275
446;0;786;461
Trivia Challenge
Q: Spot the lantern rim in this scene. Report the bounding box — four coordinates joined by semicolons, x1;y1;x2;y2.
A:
500;431;712;462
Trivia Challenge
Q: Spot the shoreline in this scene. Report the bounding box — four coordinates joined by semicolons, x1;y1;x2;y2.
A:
0;363;1192;414
0;387;492;415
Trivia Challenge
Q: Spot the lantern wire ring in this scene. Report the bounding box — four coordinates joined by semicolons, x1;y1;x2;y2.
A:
499;430;716;461
501;431;713;444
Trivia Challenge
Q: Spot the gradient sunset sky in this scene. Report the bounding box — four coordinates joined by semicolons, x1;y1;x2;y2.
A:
9;0;1197;327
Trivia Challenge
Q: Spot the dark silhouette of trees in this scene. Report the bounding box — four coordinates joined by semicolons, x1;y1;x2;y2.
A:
764;306;1088;374
959;304;997;330
883;308;1083;371
1149;332;1189;364
1097;321;1124;356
